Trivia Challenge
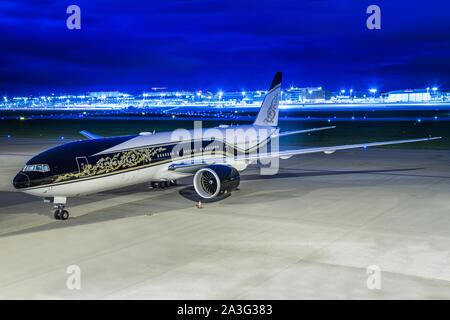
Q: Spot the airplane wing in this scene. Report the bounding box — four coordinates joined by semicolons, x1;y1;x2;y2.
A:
168;136;441;172
79;130;102;139
272;126;336;138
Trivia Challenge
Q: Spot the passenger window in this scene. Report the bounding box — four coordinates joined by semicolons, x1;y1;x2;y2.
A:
43;165;50;172
35;165;43;172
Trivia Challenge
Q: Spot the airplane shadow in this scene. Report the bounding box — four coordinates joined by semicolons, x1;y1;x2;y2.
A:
1;167;424;237
178;187;231;203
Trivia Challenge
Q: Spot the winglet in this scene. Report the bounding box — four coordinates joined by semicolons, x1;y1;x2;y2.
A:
79;130;102;139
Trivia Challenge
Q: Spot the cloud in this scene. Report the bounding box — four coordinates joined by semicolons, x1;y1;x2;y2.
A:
0;0;448;94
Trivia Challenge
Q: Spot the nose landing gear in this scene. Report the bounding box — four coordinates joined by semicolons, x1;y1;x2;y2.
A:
54;204;69;220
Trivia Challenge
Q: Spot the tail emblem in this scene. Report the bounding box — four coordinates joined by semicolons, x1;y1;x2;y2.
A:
264;92;279;124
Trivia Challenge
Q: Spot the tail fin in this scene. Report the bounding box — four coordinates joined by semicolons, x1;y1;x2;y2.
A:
253;72;282;127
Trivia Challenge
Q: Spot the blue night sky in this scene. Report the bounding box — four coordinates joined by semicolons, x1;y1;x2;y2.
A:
0;0;449;95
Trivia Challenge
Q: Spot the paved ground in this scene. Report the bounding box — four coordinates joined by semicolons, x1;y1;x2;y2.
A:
0;138;449;299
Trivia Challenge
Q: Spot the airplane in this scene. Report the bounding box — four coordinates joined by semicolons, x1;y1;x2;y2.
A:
13;72;441;220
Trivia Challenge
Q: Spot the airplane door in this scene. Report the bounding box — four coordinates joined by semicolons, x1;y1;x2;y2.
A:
76;156;89;173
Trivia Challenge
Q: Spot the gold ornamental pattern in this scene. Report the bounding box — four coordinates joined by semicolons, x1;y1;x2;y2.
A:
54;147;166;183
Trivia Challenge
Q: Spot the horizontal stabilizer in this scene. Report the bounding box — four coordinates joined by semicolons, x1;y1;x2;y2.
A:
79;130;102;140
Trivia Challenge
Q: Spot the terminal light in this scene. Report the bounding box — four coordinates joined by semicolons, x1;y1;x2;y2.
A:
340;89;345;94
369;88;377;93
432;87;438;92
242;91;246;96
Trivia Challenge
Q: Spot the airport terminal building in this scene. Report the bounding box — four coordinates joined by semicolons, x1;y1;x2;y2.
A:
384;89;431;102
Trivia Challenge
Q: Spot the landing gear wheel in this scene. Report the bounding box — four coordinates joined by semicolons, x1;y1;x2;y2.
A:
151;182;160;189
54;210;62;220
60;210;69;220
53;204;68;220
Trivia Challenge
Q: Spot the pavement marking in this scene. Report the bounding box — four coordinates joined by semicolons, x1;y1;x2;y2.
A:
0;220;58;236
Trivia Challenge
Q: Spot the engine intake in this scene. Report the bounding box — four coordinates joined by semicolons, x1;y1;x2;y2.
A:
193;165;240;199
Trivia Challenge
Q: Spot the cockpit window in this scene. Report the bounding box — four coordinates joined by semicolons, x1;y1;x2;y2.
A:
22;164;50;172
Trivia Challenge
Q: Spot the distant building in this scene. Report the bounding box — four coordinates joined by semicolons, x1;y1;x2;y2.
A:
284;87;330;102
384;89;431;103
88;91;130;98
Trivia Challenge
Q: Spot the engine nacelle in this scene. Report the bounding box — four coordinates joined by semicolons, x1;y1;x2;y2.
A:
193;165;240;199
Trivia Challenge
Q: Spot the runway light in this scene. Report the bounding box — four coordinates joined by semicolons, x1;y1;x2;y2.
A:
434;116;438;120
60;136;65;140
352;116;355;120
363;146;367;150
417;118;422;123
327;119;331;123
7;134;11;138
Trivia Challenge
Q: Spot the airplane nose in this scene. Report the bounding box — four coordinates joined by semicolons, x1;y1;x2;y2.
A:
13;172;30;189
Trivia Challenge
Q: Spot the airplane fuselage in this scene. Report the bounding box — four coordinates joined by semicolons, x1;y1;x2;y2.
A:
13;125;277;198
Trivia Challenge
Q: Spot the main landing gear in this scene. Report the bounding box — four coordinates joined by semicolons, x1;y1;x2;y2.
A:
54;204;69;220
151;180;177;189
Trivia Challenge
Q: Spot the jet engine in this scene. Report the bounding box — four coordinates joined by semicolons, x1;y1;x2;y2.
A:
193;165;240;199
